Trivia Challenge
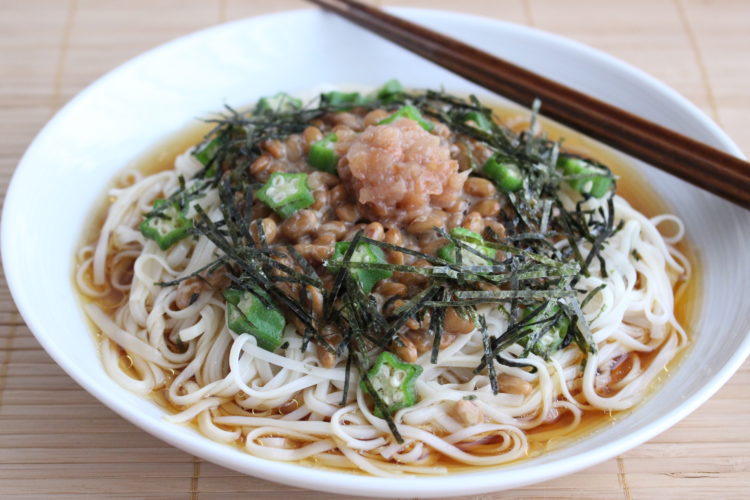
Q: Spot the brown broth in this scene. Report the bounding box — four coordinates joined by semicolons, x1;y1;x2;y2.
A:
75;100;700;474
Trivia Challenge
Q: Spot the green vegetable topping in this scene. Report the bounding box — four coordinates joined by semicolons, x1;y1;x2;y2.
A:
254;92;303;115
321;91;367;108
557;154;613;198
482;155;524;192
193;137;222;167
378;104;435;132
519;306;570;358
224;288;286;352
139;199;192;251
256;172;314;219
307;133;339;174
375;79;404;102
438;227;496;265
329;241;393;294
464;111;493;132
361;351;422;417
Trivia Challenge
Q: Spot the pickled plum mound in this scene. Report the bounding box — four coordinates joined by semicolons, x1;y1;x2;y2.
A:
340;118;468;223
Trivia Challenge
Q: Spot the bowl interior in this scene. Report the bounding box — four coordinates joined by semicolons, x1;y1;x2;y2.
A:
3;8;750;497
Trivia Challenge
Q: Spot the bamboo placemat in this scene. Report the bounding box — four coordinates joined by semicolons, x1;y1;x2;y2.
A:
1;1;749;498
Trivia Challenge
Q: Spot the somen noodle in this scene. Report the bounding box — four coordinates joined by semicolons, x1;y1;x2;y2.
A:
76;84;689;476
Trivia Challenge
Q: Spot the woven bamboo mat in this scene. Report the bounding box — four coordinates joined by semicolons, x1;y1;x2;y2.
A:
1;1;749;498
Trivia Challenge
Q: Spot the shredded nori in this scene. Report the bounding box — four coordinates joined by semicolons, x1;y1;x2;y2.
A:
150;87;619;437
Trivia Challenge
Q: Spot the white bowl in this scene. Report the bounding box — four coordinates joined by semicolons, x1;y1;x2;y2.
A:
3;8;750;497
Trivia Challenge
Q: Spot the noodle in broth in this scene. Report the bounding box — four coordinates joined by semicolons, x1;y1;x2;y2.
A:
75;87;690;475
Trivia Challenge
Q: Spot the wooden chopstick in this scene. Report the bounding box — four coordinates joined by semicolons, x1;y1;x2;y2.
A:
308;0;750;210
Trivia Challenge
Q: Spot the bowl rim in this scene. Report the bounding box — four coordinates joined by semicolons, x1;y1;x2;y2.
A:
3;7;750;497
